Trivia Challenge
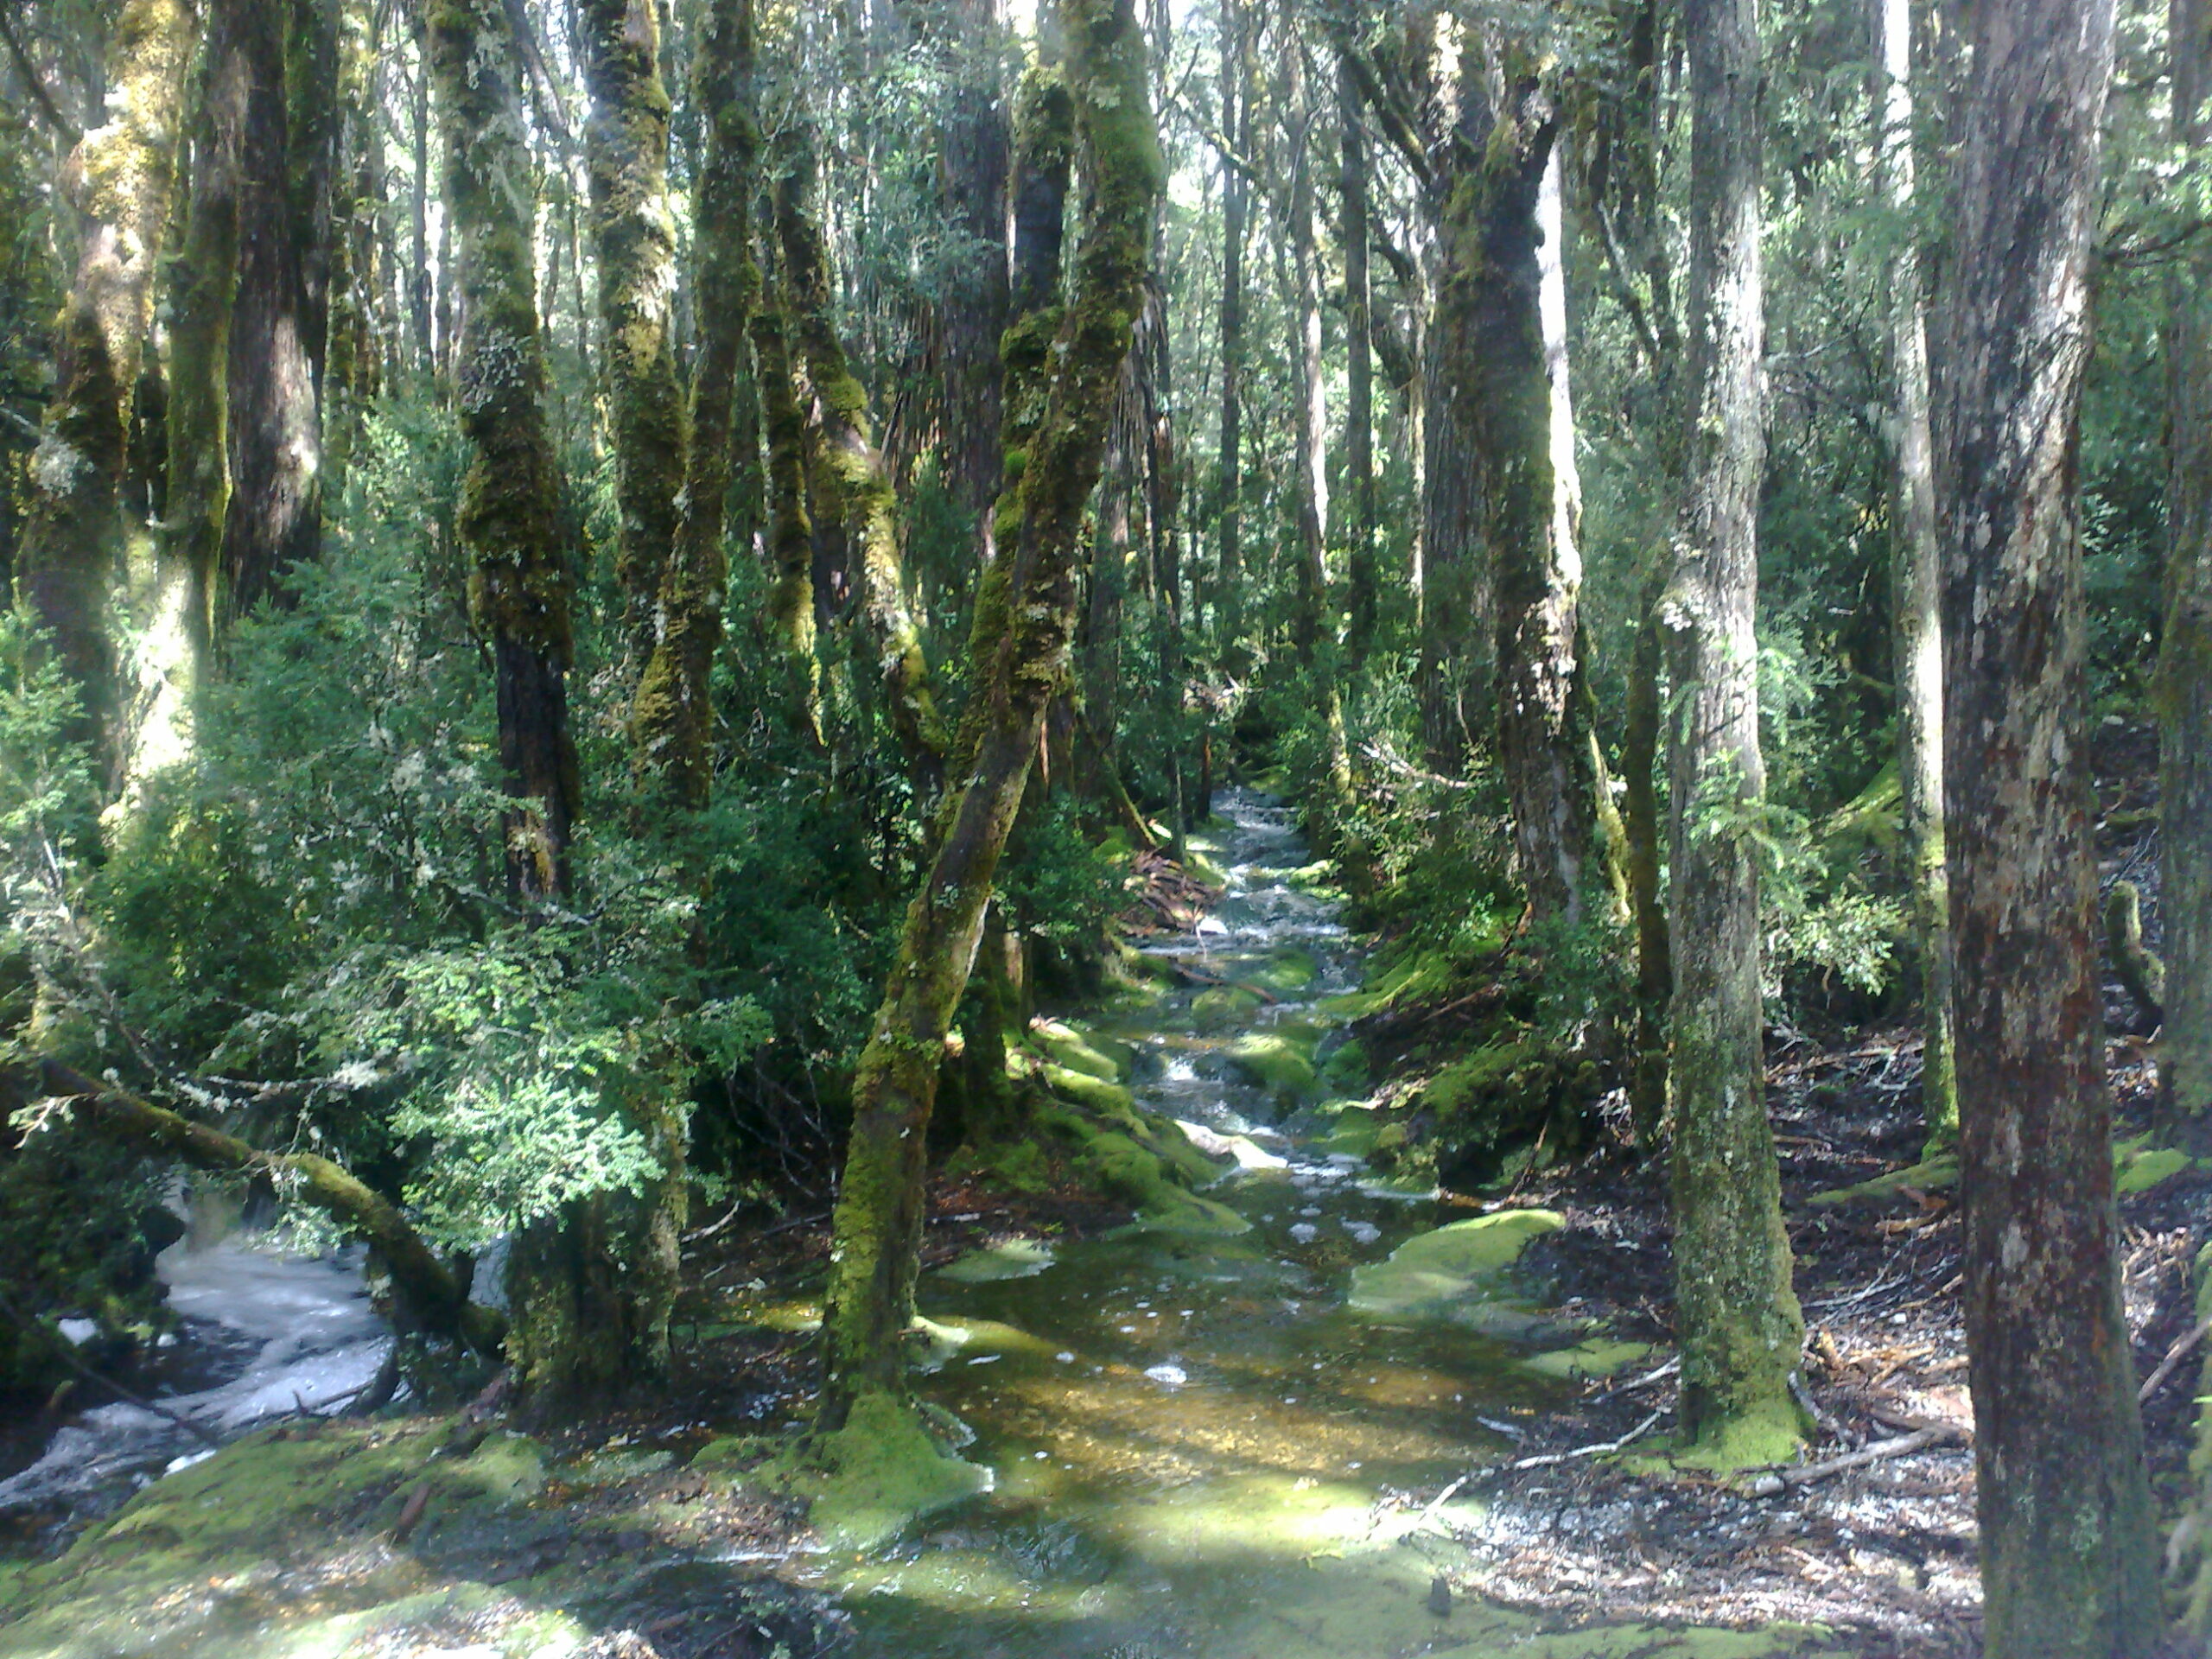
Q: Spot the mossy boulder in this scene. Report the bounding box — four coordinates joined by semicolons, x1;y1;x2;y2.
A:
935;1238;1057;1283
1192;984;1266;1022
1027;1019;1134;1083
1226;1026;1323;1103
1349;1210;1563;1325
761;1391;990;1552
1245;947;1319;1000
1518;1338;1654;1382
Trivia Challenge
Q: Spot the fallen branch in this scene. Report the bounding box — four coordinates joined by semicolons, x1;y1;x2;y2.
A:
1744;1426;1962;1497
2139;1313;2212;1405
1586;1354;1680;1404
1508;1408;1667;1471
33;1059;505;1358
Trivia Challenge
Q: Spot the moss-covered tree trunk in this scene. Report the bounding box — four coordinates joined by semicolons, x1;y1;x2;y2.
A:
576;0;684;672
1442;65;1597;925
2163;0;2212;1160
1661;0;1804;1464
1215;0;1249;660
632;0;758;804
427;0;579;909
218;0;334;629
1936;0;2158;1638
1623;566;1671;1145
754;295;823;737
1339;53;1376;656
130;3;248;796
12;0;195;768
817;0;1161;1433
1870;0;1955;1149
772;129;949;790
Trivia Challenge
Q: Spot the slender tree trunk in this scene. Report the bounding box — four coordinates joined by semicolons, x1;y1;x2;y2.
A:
1870;0;1955;1148
773;127;949;789
755;297;822;735
633;0;758;805
817;0;1160;1430
1936;0;2158;1637
1661;0;1804;1463
11;0;195;770
931;0;1011;570
576;0;686;672
409;24;434;374
219;0;333;629
323;0;386;503
132;3;248;793
2162;0;2212;1159
426;0;577;907
1623;565;1670;1144
1339;53;1376;653
1445;66;1595;925
1216;0;1249;658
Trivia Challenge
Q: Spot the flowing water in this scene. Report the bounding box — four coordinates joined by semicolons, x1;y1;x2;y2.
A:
817;791;1588;1659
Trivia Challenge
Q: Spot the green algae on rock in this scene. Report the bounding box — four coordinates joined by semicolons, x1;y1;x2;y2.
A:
1348;1210;1563;1323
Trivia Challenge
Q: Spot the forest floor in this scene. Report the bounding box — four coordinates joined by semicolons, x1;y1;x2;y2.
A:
1402;714;2202;1656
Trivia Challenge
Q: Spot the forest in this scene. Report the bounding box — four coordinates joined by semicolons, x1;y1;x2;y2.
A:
0;0;2203;1652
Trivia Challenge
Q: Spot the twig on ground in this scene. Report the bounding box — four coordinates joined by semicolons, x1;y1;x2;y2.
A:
1508;1408;1667;1471
2139;1313;2212;1404
1409;1472;1473;1531
1744;1425;1963;1497
1586;1355;1679;1404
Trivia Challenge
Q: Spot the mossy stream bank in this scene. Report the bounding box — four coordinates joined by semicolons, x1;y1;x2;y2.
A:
0;794;1834;1659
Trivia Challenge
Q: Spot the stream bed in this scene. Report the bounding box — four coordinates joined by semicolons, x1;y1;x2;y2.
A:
809;792;1717;1659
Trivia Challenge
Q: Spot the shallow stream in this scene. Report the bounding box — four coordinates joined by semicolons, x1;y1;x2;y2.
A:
817;791;1599;1658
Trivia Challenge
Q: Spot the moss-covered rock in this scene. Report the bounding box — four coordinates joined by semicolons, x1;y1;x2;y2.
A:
1226;1026;1323;1103
1192;984;1266;1022
762;1391;990;1552
1348;1210;1563;1324
935;1238;1057;1283
1245;947;1319;1000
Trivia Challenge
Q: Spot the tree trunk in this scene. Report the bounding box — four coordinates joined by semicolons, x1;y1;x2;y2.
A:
1623;566;1670;1145
817;0;1160;1432
754;296;823;736
133;3;248;794
1871;0;1955;1148
1215;0;1249;659
11;0;195;770
1661;0;1804;1464
773;127;949;790
1339;53;1376;654
426;0;577;907
576;0;686;673
219;0;334;629
1936;0;2158;1636
632;0;759;805
1443;64;1595;925
2162;0;2212;1159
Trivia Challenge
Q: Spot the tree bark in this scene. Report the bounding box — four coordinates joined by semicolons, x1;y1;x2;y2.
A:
218;0;334;629
772;126;949;790
1871;0;1955;1148
817;0;1160;1429
632;0;759;805
1339;53;1376;653
576;0;686;673
132;4;249;795
1661;0;1804;1462
2162;0;2212;1157
1215;0;1249;659
11;0;195;771
754;296;823;736
1442;63;1595;925
1936;0;2158;1637
426;0;577;906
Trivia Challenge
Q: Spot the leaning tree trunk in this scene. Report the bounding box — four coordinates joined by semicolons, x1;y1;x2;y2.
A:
12;0;195;770
2162;0;2212;1160
219;0;334;631
817;0;1161;1433
577;0;685;674
1871;0;1955;1149
632;0;759;805
1936;0;2159;1640
1661;0;1804;1465
1443;63;1596;925
773;129;949;791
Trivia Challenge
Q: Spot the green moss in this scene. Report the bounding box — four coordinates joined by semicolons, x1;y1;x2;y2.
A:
1650;1394;1808;1477
1246;948;1319;998
1318;948;1459;1020
1519;1338;1654;1382
1027;1019;1132;1082
1348;1210;1564;1323
1227;1026;1323;1102
766;1390;989;1552
2115;1135;2196;1194
1192;984;1266;1021
1806;1153;1960;1207
936;1237;1056;1282
1040;1062;1136;1119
